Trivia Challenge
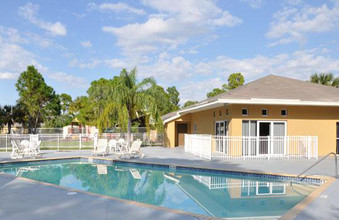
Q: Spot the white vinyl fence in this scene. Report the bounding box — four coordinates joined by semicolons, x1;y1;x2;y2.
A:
185;134;318;160
0;133;164;151
184;134;212;160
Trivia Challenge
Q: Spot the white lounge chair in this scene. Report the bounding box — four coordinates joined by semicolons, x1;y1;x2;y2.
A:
11;141;24;159
10;140;39;159
92;139;108;156
30;140;42;155
130;169;142;179
29;134;41;154
115;140;144;159
108;139;118;153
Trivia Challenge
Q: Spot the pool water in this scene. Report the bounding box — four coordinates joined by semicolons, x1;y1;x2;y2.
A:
0;161;317;219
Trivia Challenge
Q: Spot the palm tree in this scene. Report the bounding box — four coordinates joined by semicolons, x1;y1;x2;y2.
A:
310;73;339;87
1;105;17;134
102;68;162;145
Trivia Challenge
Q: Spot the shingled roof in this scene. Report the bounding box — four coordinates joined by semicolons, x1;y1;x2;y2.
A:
161;74;339;122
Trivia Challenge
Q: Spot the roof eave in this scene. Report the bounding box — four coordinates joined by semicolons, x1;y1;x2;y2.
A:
163;98;339;124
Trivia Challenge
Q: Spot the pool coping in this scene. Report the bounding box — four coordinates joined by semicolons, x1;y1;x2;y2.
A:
0;156;336;220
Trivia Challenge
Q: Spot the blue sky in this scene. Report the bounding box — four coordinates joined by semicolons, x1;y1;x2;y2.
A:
1;0;339;105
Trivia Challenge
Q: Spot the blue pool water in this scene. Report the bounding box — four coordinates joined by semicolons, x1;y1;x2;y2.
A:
0;161;318;219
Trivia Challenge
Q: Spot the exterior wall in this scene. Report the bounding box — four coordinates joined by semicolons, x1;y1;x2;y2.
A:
231;104;339;156
164;104;339;155
164;114;191;148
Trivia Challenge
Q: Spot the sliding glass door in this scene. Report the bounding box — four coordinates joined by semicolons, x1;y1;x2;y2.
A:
215;121;228;153
242;121;257;156
257;121;286;156
242;120;286;157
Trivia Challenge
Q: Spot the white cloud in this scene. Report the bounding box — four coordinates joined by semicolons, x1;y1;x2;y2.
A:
80;41;92;48
18;3;67;36
284;0;304;6
103;58;128;69
139;55;193;81
266;3;339;45
0;72;17;80
142;48;339;103
240;0;263;9
179;78;223;103
193;48;339;81
49;72;87;88
91;2;145;15
0;26;48;82
0;41;45;77
68;59;101;69
103;0;242;56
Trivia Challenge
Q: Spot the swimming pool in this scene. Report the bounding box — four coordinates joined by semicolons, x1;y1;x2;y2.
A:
0;158;321;219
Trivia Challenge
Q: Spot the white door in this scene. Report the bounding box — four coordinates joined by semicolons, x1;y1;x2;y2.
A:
257;122;270;155
215;121;228;153
272;122;286;155
242;121;257;156
257;121;286;156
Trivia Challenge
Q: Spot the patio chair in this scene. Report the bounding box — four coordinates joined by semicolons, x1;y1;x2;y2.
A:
21;140;39;158
10;140;24;159
130;169;142;179
29;140;42;156
108;139;118;153
114;140;144;159
92;139;108;156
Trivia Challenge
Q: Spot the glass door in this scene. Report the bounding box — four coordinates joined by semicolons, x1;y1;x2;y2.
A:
242;121;257;156
215;121;228;153
258;122;270;155
257;121;286;156
272;122;286;155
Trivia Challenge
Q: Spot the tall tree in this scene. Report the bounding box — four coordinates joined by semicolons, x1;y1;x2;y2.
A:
227;72;245;89
207;88;224;98
182;101;198;108
15;65;61;133
1;105;14;134
310;73;339;87
207;73;245;98
166;86;180;111
59;93;72;114
69;96;95;125
110;68;162;145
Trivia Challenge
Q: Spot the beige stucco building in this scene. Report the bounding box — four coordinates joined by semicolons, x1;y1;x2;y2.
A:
162;75;339;157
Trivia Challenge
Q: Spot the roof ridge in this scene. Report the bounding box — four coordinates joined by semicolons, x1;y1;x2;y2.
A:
267;74;339;91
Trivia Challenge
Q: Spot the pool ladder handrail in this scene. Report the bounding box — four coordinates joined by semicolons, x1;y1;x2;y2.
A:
290;152;338;186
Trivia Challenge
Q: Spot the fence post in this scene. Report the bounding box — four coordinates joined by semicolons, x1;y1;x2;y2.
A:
5;134;8;152
209;135;212;160
307;136;311;159
57;134;60;151
79;133;82;150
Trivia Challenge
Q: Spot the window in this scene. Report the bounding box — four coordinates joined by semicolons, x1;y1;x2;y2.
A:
193;123;197;134
281;109;288;116
226;108;229;115
262;109;268;116
242;108;248;116
219;110;222;116
213;111;216;117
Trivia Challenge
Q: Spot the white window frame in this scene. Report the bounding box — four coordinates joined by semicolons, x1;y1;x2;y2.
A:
256;182;286;195
215;121;228;136
193;123;197;134
242;108;248;116
262;108;268;116
257;121;287;156
281;109;288;117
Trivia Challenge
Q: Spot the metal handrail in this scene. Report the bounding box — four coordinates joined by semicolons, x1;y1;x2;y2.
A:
291;152;338;186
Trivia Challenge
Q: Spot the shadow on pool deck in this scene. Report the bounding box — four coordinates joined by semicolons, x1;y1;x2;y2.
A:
0;146;338;219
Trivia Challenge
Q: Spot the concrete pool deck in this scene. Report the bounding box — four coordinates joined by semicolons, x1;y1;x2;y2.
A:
0;147;338;219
